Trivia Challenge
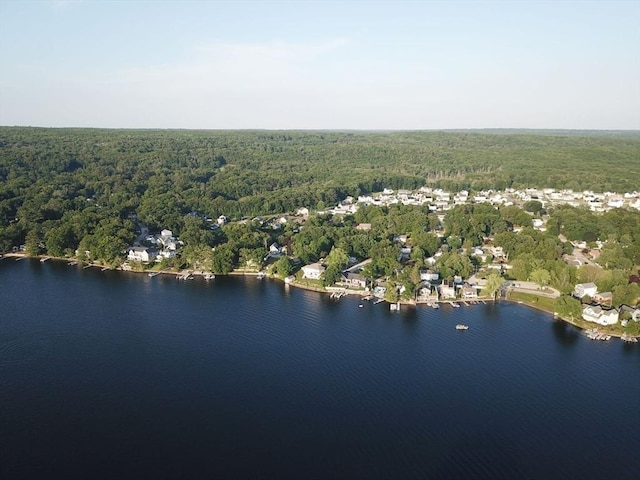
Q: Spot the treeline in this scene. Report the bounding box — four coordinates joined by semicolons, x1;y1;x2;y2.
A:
1;127;639;261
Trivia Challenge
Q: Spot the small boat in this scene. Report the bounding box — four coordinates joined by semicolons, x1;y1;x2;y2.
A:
451;302;461;308
455;324;469;330
431;303;440;309
204;273;215;280
257;272;266;279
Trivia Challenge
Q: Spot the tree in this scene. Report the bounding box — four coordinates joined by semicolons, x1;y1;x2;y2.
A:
523;200;543;214
612;283;640;308
210;244;236;274
554;295;583;320
529;268;551;289
438;252;473;280
326;246;348;270
25;228;43;257
272;256;295;278
484;272;504;300
322;264;342;287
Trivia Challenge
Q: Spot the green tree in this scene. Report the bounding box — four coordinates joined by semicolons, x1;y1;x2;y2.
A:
484;272;504;300
326;246;348;270
529;268;551;288
554;295;583;320
612;283;640;307
272;256;295;278
523;200;543;214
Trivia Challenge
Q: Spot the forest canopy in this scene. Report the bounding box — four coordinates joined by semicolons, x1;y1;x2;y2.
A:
1;127;639;261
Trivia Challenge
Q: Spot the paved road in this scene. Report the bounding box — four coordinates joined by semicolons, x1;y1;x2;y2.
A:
133;222;148;247
504;280;560;298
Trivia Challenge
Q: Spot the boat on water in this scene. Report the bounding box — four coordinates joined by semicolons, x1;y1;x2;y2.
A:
204;273;215;280
451;302;461;308
455;324;469;330
431;303;440;309
257;272;266;279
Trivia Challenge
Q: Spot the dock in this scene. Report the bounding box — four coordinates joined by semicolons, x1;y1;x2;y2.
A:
40;256;50;263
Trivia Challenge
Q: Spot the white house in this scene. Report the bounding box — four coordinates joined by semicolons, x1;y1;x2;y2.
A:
420;270;439;282
582;305;619;326
461;284;478;299
574;282;598;298
301;263;325;280
128;247;150;263
439;281;456;299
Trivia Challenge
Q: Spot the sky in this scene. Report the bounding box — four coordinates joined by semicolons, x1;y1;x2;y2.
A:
0;0;639;130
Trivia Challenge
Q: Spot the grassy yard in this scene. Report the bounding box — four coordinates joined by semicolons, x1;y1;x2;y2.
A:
506;291;556;313
506;291;640;336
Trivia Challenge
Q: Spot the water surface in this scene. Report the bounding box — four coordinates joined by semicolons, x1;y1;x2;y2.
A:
1;259;639;479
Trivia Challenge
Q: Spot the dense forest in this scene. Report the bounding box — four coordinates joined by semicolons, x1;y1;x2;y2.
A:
1;127;639;267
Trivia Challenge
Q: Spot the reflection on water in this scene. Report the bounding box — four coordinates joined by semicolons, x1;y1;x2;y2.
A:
551;319;581;347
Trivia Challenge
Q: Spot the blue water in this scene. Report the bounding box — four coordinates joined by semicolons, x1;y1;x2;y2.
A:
1;258;639;479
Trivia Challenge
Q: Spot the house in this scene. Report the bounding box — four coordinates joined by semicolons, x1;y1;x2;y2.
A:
593;292;613;307
393;235;408;244
355;223;372;231
418;283;439;301
340;272;367;289
439;281;456;299
301;263;325;280
620;305;640;322
574;283;598;298
461;284;478;299
582;305;619;326
296;207;309;216
155;249;175;261
398;246;412;261
420;270;439;282
128;247;150;263
267;243;285;258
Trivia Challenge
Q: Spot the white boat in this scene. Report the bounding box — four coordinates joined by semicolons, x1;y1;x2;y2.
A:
257;272;266;279
451;302;461;308
431;303;440;309
204;273;215;280
455;324;469;330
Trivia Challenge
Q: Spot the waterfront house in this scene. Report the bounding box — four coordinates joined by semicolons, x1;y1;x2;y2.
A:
128;246;150;263
582;305;619;326
339;272;367;289
574;283;598;298
301;263;325;280
461;284;478;299
439;281;456;299
593;292;613;307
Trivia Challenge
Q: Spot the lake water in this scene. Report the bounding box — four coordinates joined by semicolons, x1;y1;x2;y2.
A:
1;258;639;480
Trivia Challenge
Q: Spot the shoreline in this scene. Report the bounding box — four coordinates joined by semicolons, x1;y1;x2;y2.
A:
4;253;638;340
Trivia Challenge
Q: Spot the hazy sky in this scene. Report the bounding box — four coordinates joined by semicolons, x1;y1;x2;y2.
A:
1;0;639;130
